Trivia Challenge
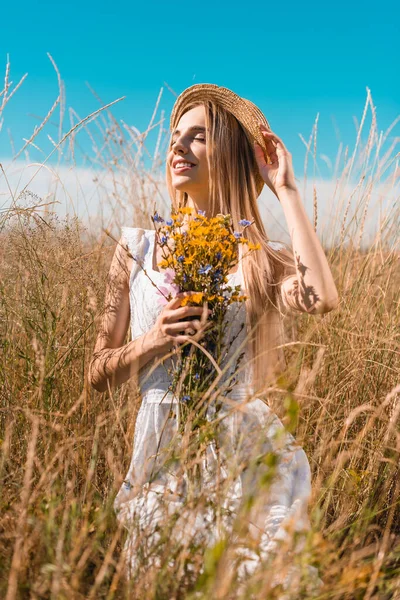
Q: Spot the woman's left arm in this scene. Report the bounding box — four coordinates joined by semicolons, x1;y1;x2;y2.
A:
277;187;339;314
254;124;339;315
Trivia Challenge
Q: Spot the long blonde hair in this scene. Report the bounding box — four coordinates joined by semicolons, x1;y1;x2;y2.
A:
166;99;296;395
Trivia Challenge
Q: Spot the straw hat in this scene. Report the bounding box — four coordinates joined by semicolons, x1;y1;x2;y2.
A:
169;83;272;197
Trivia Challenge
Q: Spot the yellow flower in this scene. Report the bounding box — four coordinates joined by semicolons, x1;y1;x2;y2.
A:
218;227;230;237
248;242;261;251
189;239;208;248
180;292;204;306
189;292;204;303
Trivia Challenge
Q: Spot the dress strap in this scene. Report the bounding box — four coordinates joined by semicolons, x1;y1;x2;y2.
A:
120;227;147;284
143;229;156;271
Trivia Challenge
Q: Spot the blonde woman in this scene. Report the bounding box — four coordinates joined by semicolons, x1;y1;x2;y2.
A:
89;84;338;583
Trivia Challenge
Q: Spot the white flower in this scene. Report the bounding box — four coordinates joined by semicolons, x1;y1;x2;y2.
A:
268;241;286;251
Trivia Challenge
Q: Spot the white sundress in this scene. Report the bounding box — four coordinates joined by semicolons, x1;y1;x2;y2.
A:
114;226;314;582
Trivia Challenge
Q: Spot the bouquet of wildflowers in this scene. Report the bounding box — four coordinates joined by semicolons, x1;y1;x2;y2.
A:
151;207;260;489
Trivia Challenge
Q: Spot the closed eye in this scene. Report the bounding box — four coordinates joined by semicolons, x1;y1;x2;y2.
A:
170;136;205;146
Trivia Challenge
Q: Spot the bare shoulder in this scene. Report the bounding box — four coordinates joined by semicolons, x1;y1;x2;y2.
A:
108;234;133;287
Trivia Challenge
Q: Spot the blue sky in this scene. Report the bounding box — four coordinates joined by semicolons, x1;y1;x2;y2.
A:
0;0;399;177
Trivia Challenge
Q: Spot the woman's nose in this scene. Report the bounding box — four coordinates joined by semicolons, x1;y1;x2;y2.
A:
173;142;188;154
171;133;189;152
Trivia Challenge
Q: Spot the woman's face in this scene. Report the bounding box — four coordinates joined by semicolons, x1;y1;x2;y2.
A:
167;105;209;197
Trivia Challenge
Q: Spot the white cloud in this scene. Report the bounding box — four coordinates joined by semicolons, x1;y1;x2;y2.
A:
0;159;398;248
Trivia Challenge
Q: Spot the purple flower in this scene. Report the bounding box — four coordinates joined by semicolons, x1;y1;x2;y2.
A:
197;209;206;216
166;218;173;226
153;212;164;223
155;270;179;306
156;283;180;306
177;255;185;263
216;251;222;260
182;395;191;403
239;219;252;227
160;235;168;244
233;232;241;239
194;373;200;380
163;268;176;284
198;264;212;275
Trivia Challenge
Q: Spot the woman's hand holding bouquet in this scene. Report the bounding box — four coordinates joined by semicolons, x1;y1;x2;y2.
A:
148;292;213;355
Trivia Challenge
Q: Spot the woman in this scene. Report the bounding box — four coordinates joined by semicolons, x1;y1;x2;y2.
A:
89;84;338;583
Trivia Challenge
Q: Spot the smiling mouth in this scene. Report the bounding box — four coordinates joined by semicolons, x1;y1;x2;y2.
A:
173;164;196;172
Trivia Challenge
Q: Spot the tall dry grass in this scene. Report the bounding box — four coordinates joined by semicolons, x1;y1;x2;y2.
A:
0;57;399;598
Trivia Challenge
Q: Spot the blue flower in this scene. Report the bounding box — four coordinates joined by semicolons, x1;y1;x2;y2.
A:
239;219;252;227
183;273;188;283
160;235;168;244
212;269;223;282
198;264;212;275
182;395;191;403
197;209;206;216
123;480;132;491
233;232;241;239
194;373;200;380
177;255;185;263
216;251;222;260
153;212;164;223
166;218;173;226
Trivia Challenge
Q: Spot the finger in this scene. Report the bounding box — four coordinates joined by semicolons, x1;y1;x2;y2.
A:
255;140;278;166
193;319;213;332
253;141;268;165
200;301;210;326
174;335;194;344
262;136;288;161
173;321;213;345
166;321;200;335
258;122;272;133
191;321;214;341
166;306;211;323
268;147;279;163
254;137;279;165
263;136;279;160
258;125;288;153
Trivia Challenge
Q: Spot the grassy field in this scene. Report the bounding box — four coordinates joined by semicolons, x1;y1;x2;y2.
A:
0;63;399;598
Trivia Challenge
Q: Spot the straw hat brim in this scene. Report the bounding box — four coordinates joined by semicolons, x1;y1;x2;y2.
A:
169;83;271;197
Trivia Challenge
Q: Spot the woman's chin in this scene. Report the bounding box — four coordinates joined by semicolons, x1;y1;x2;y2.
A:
172;181;193;192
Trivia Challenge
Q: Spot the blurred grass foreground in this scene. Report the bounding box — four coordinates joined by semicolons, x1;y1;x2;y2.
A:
0;57;399;599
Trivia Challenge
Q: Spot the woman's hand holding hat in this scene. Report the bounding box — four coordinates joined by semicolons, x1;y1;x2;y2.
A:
253;124;298;199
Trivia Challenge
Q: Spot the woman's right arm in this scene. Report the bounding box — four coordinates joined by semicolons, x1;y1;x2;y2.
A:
88;236;154;393
88;237;212;393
